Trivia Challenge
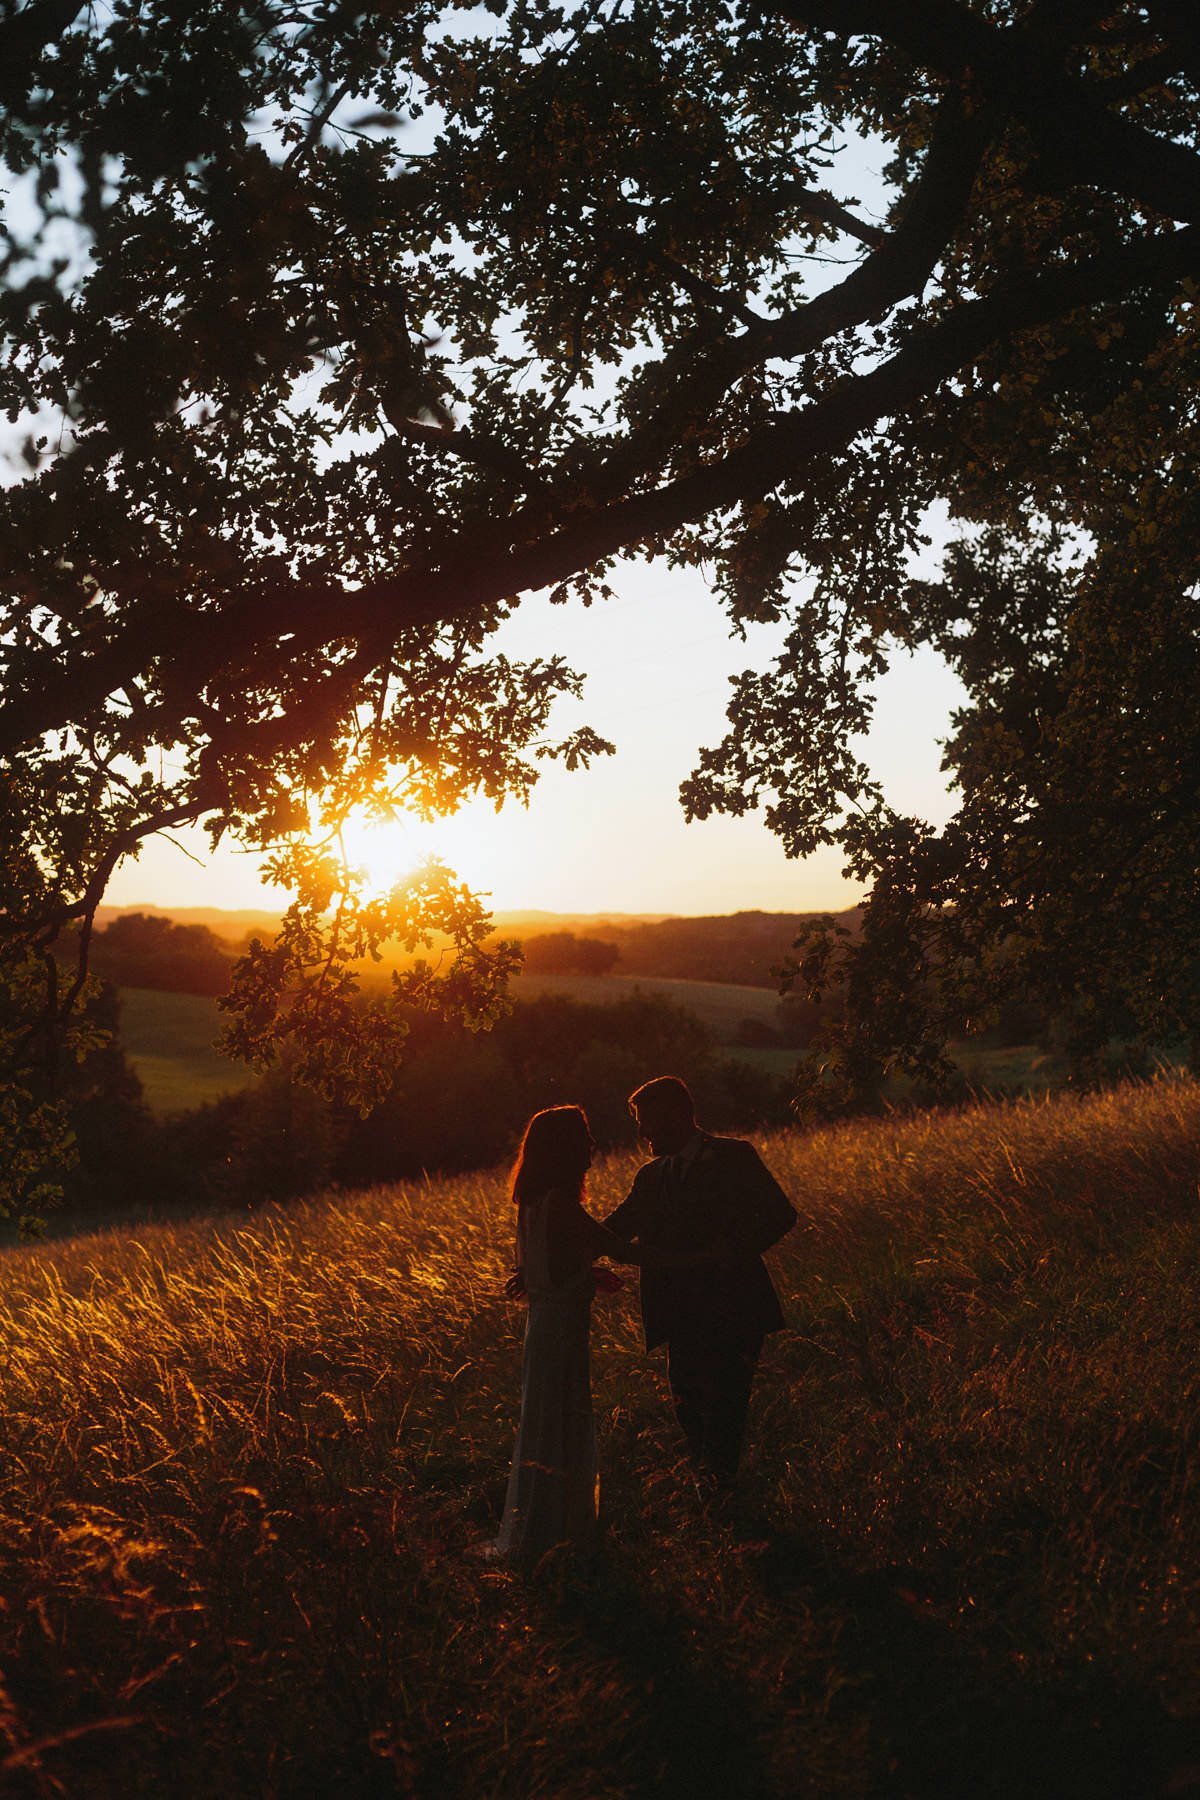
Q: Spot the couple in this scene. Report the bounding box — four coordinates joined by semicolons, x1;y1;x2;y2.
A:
494;1075;797;1570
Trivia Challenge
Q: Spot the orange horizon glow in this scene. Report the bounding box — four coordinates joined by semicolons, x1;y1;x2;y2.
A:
103;567;966;922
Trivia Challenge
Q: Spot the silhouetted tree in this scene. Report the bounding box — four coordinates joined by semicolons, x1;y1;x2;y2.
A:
3;1;1200;1201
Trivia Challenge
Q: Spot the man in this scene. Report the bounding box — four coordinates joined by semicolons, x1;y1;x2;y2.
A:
603;1076;796;1488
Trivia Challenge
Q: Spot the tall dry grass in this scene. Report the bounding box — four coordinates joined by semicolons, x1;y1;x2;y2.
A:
2;1078;1199;1797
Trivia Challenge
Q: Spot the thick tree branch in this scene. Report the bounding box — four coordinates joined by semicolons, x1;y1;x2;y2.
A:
769;182;887;247
385;225;1200;635
7;224;1196;770
585;88;990;504
385;416;550;493
1146;2;1200;92
1095;51;1184;105
0;91;990;754
0;0;89;106
775;0;1200;224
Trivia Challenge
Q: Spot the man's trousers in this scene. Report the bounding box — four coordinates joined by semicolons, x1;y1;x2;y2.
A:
666;1332;762;1484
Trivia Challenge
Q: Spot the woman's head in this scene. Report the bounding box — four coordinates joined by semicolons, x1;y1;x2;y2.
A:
511;1105;595;1206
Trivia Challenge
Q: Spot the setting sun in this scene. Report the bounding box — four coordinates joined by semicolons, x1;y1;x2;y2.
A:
339;809;449;895
334;799;528;908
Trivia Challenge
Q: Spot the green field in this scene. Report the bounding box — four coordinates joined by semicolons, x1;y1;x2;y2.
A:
118;987;256;1114
2;1079;1199;1795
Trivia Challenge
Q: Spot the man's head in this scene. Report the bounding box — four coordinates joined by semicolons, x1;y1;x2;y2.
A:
628;1075;698;1156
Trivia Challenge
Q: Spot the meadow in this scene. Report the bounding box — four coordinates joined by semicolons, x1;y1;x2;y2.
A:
115;978;781;1115
3;1079;1199;1797
118;987;257;1113
113;976;787;1116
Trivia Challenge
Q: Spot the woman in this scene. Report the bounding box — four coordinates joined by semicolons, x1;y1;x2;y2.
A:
494;1104;670;1570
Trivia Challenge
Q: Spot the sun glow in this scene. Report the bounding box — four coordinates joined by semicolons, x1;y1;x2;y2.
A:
339;810;448;895
336;801;523;907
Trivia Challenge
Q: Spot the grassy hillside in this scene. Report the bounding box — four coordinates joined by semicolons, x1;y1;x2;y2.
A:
573;907;857;988
118;987;256;1113
2;1081;1199;1796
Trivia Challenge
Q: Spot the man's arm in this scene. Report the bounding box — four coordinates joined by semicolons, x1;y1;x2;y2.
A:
582;1214;644;1261
601;1163;655;1242
584;1212;726;1268
723;1142;798;1254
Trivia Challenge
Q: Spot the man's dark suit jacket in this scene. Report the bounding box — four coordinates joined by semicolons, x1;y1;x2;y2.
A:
603;1133;797;1351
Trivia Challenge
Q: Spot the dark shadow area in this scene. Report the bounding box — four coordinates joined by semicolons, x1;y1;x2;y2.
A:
529;1552;777;1800
750;1525;1200;1800
401;1439;775;1795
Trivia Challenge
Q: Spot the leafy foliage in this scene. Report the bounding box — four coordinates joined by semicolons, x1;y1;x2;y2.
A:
217;846;521;1111
2;0;1200;1189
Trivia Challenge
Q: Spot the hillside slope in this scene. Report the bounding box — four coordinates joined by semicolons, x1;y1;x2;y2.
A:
3;1081;1199;1796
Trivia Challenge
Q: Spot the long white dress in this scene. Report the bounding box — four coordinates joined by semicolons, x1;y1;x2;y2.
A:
495;1190;597;1568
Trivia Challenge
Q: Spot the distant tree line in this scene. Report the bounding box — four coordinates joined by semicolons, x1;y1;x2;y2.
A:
88;913;233;996
82;909;836;995
74;908;1137;1069
518;931;620;977
524;911;855;990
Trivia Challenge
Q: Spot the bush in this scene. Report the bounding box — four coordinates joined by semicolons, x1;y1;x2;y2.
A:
520;931;620;976
40;983;161;1219
228;1067;338;1204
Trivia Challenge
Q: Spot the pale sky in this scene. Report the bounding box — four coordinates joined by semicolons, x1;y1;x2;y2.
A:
106;557;966;917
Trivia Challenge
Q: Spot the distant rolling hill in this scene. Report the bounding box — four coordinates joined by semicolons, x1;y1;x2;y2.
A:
96;904;285;944
97;901;856;989
569;908;859;989
97;902;678;944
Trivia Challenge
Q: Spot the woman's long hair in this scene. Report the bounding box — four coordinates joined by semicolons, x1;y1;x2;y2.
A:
510;1105;592;1208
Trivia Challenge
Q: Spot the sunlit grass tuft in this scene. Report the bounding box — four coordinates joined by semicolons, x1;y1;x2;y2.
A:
2;1078;1199;1795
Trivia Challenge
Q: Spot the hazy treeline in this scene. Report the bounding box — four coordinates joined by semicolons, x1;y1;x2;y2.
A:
568;909;850;988
80;908;856;995
518;930;620;976
511;912;847;987
72;912;234;996
75;910;1082;1051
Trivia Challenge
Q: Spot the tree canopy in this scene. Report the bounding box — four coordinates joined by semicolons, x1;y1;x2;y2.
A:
2;0;1199;1199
